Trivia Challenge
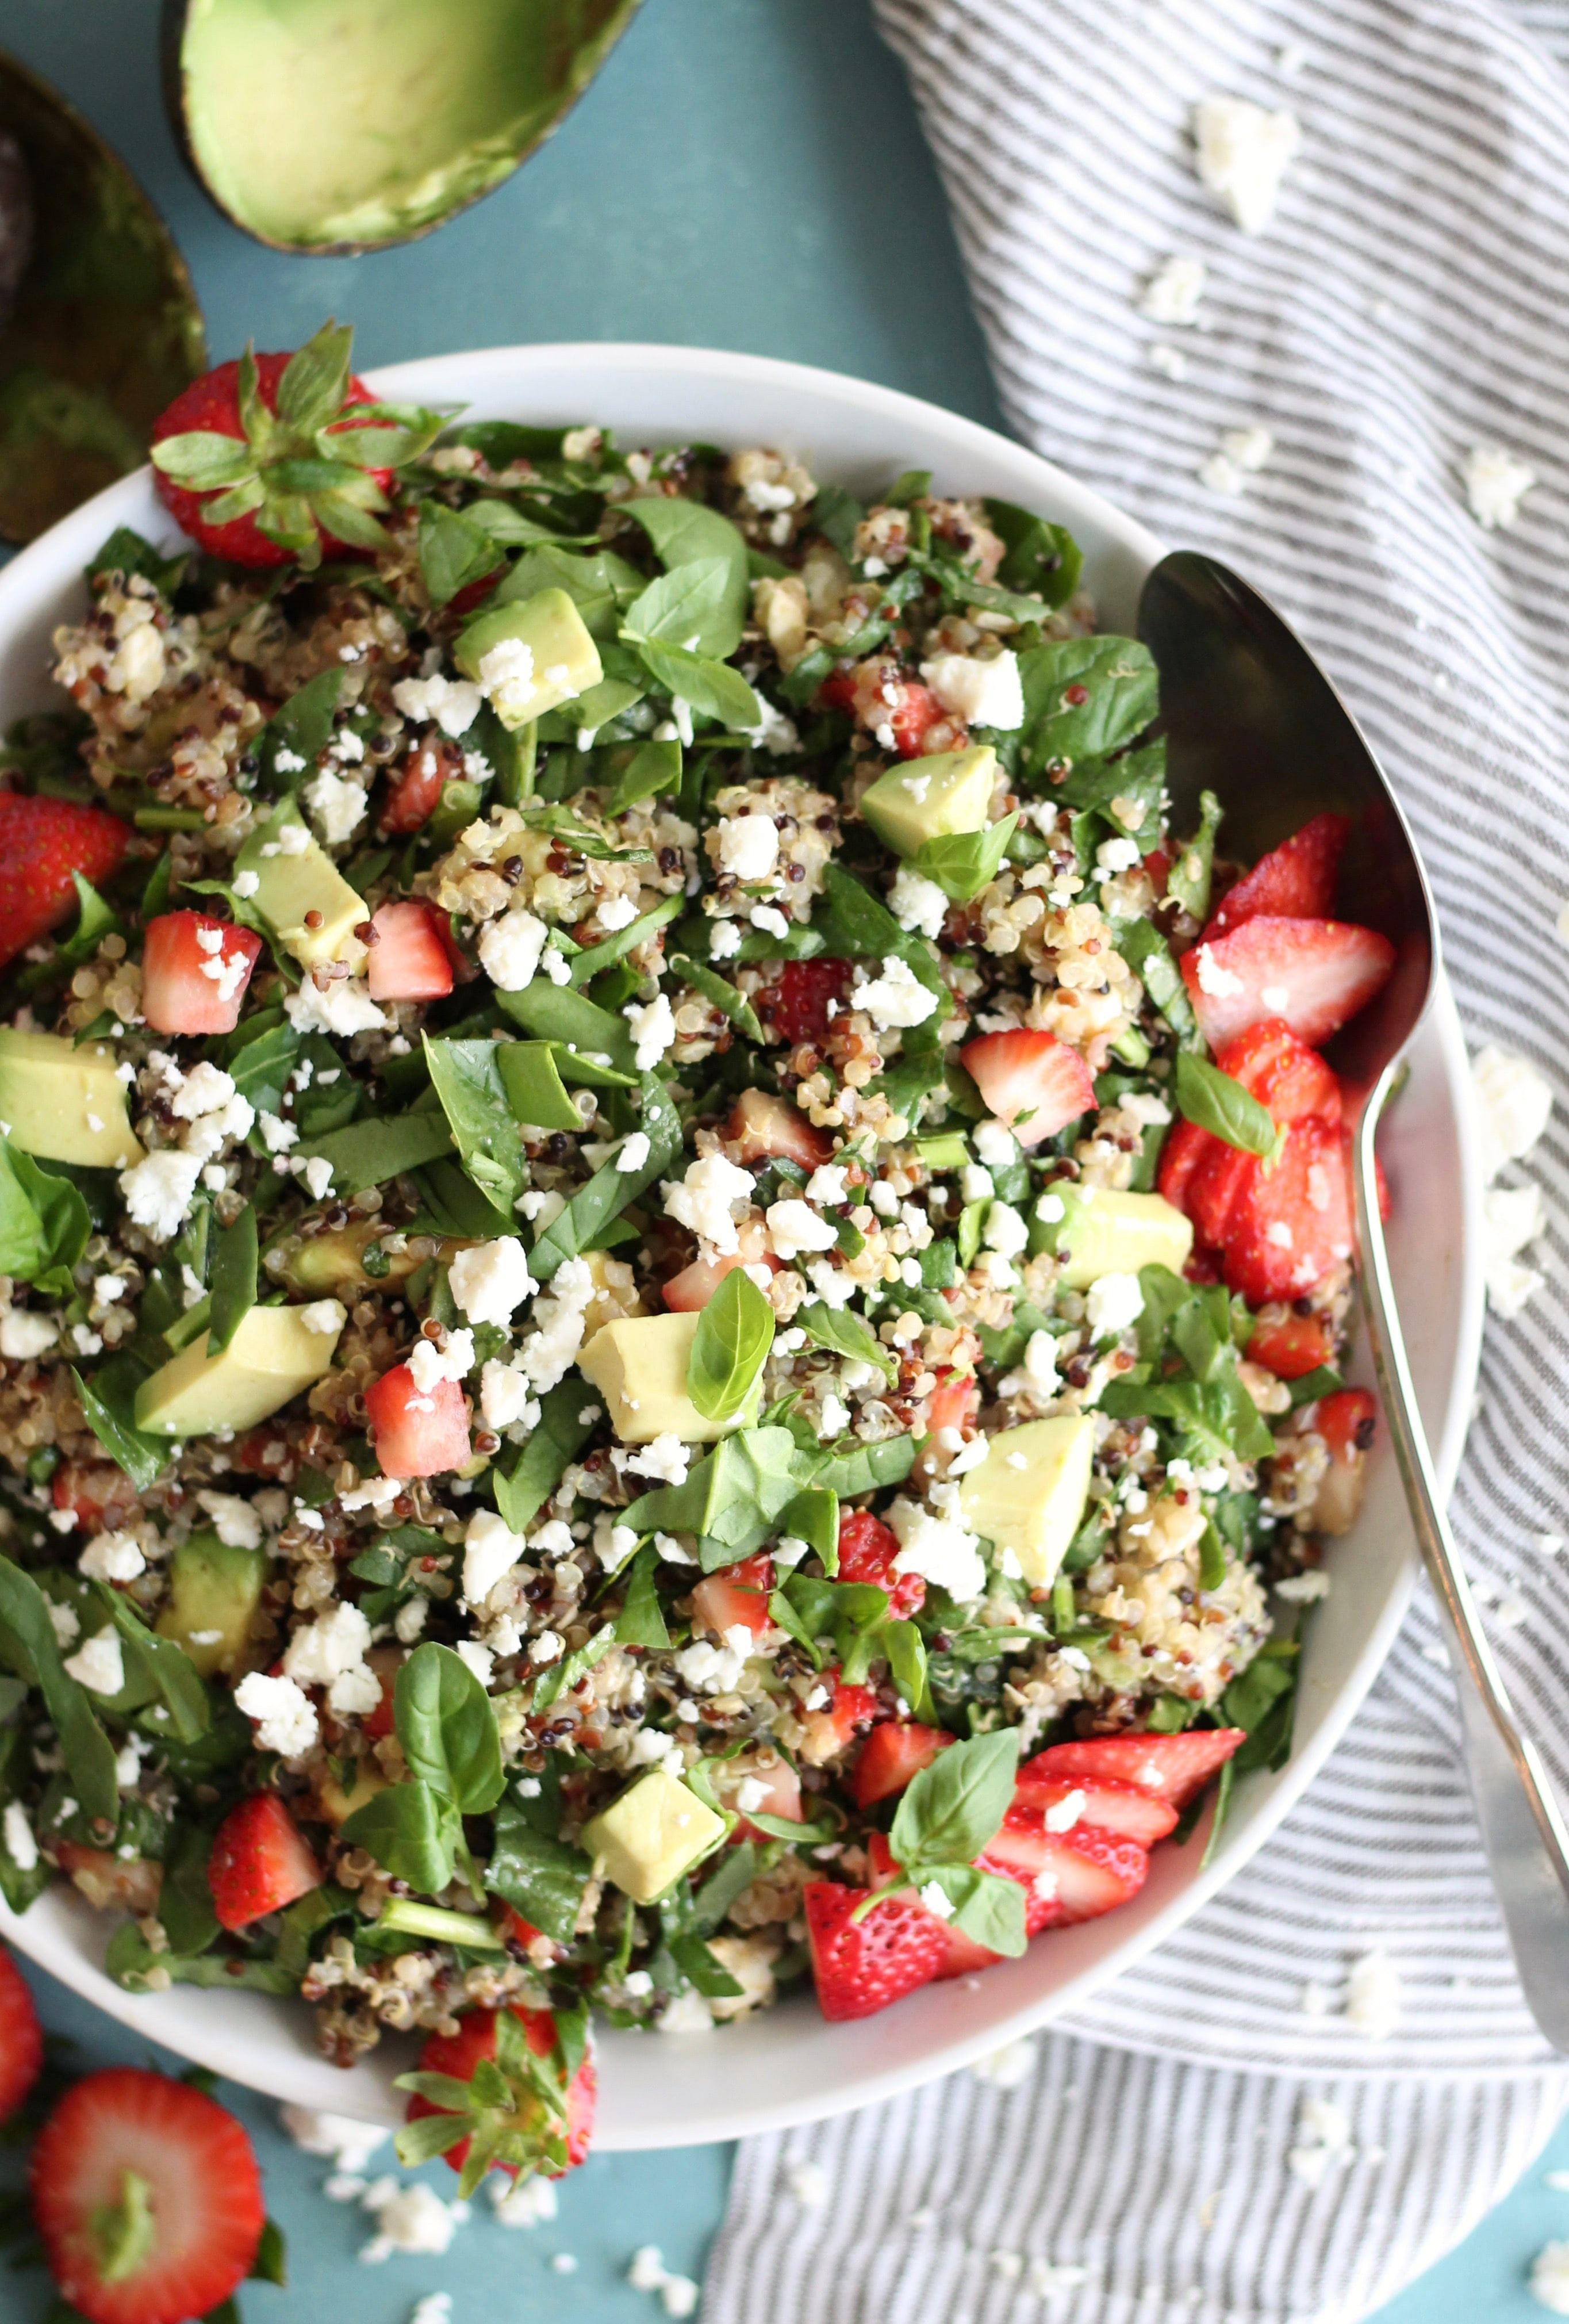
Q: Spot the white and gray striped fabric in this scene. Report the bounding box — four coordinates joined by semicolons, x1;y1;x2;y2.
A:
707;0;1569;2313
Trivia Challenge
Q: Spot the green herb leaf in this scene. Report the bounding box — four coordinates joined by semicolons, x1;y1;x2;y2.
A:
486;1792;592;1943
566;892;684;987
602;736;682;816
493;1381;599;1534
911;812;1021;903
394;1643;504;1816
668;953;764;1044
667;1931;744;1998
291;1107;455;1198
888;1727;1019;1875
494;1041;583;1134
494;981;638;1077
528;1074;682;1282
981;497;1083;610
340;1779;461;1894
421;1036;526;1215
1173;1051;1280;1158
794;1301;896;1384
915;1863;1028;1955
0;1141;90;1296
615;1542;671;1649
686;1268;774;1426
1018;634;1160;777
105;1924;298;1995
417;500;501;608
206;1203;257;1358
1167;790;1224;922
531;1621;617;1713
635;640;761;732
0;1556;118;1824
623;499;750;658
72;1360;167;1494
260;668;342;792
90;1586;209;1745
1110;914;1204;1050
622;557;736;657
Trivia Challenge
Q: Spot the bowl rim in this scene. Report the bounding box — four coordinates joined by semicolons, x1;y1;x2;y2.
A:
0;341;1486;2144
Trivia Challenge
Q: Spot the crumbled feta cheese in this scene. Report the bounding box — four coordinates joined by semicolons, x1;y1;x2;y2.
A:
805;1162;849;1205
2;1800;36;1872
63;1629;125;1696
359;2178;467;2262
1149;343;1188;381
478;909;549;993
455;1639;494;1690
1532;2242;1569;2314
118;1148;202;1243
1119;1091;1172;1128
624;991;676;1070
48;1601;80;1648
78;1530;145;1584
785;2161;829;2208
475;635;538;723
715;814;779;882
983;1201;1028;1260
765;1198;838;1259
300;1299;346;1338
479;1359;534;1429
284;977;390;1039
406;1333;472;1395
625;1434;690;1486
888;865;949;940
596;894;640;933
1461;445;1536;531
918;1878;957;1920
490;2173;558;2227
1085;1272;1144;1338
749;903;789;939
530;1630;565;1666
449;1237;536;1327
817;1392;850;1439
854;955;940;1031
283;1601;377;1715
391;671;482;737
972;1119;1017;1171
0;1309;57;1360
971;2037;1037;2090
515;1255;596;1392
662;1152;754;1255
619;1131;651;1173
708;918;743;959
168;1062;236;1120
887;1496;986;1602
745;698;801;755
1484;1180;1548;1317
1193;95;1301;233
1472;1045;1552;1184
304;767;368;847
279;2107;389;2172
337;1475;403;1513
919;649;1025;731
1345;1948;1402;2040
1140;252;1206;326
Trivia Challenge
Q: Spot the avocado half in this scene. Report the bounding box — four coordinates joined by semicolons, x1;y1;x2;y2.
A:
0;49;205;542
163;0;645;255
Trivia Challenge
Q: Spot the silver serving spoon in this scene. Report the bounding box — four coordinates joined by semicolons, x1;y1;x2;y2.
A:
1139;548;1569;2055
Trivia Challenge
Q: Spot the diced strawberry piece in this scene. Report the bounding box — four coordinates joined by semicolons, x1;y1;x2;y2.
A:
726;1758;803;1836
1180;917;1395;1051
888;681;954;759
690;1554;774;1641
365;1364;470;1478
1200;813;1350;943
0;796;129;975
1222;1115;1353;1305
959;1028;1095;1147
51;1844;163;1918
366;901;453;1002
206;1794;320;1932
662;1220;781;1312
724;1087;830;1170
1311;1386;1377;1536
804;1879;947;2020
922;1369;979;1441
818;666;960;759
1024;1729;1245;1809
1142;844;1173;898
405;2003;595;2180
799;1669;878;1762
760;958;853;1047
380;735;467;833
30;2068;264;2324
360;1644;404;1741
837;1506;924;1618
0;1946;41;2123
852;1720;954;1809
1247;1314;1333;1379
51;1460;139;1537
977;1804;1149;1931
503;1906;546;1948
1011;1772;1179;1847
140;911;263;1036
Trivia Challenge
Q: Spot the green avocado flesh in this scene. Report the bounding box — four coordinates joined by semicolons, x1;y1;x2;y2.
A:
177;0;642;250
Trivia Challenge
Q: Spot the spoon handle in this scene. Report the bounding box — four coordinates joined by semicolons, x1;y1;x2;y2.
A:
1355;1069;1569;2053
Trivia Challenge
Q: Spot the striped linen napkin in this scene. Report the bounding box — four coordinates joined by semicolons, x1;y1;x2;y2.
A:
705;0;1569;2314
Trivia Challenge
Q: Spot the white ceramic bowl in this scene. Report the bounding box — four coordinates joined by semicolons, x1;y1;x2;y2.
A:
0;345;1484;2145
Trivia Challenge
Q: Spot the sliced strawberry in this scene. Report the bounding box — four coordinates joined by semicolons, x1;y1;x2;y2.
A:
1010;1772;1179;1847
799;1668;878;1762
1185;1139;1257;1251
759;958;852;1047
140;910;263;1036
1181;917;1395;1051
724;1087;830;1170
380;735;467;834
1222;1115;1353;1304
1217;1018;1341;1124
838;1507;924;1618
976;1804;1149;1931
1163;1024;1348;1267
366;901;453;1003
804;1879;947;2021
1247;1314;1333;1379
405;2002;595;2182
865;1832;1002;1978
206;1793;320;1931
690;1553;774;1641
1201;813;1349;943
365;1364;470;1477
852;1720;954;1809
30;2067;264;2324
1311;1386;1378;1536
1156;1117;1215;1214
1023;1729;1245;1809
0;1945;41;2123
0;797;129;976
958;1029;1095;1147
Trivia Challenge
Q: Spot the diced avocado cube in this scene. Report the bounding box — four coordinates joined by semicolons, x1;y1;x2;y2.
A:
314;1760;388;1829
581;1766;727;1904
1051;1188;1193;1289
135;1304;343;1438
957;1413;1095;1587
455;588;604;730
577;1311;751;1445
861;745;998;860
154;1530;265;1677
0;1030;143;1170
280;1219;450;1296
234;799;369;970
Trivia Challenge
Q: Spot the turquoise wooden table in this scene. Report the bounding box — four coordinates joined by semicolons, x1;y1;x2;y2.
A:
0;1;1560;2314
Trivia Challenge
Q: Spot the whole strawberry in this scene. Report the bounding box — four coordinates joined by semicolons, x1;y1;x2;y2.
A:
149;319;443;569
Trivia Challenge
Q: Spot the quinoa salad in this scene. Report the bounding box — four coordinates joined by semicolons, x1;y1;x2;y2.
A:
0;326;1394;2184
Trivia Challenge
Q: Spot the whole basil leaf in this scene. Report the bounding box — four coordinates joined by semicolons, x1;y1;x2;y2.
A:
623;499;749;658
1167;790;1224;922
394;1643;504;1815
636;640;761;732
422;1037;526;1215
1017;635;1159;776
487;1791;592;1943
340;1778;461;1894
0;1556;118;1824
889;1727;1019;1875
981;497;1083;609
794;1301;896;1384
911;812;1020;904
804;1435;915;1499
622;557;735;657
1173;1051;1280;1158
686;1268;774;1425
0;1141;90;1295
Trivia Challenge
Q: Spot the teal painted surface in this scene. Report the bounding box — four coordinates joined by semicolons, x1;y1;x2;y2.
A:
0;1;1555;2315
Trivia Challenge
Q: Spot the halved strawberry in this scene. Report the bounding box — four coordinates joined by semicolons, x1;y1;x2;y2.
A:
380;736;467;834
1311;1386;1378;1536
1247;1314;1334;1379
838;1506;924;1618
150;321;439;569
1181;917;1395;1051
1011;1771;1179;1847
804;1879;947;2021
1023;1729;1245;1809
365;1364;470;1477
690;1553;774;1641
0;796;129;977
976;1804;1149;1931
1219;1018;1342;1125
759;958;852;1046
402;2003;595;2185
30;2067;264;2324
724;1087;830;1170
366;901;453;1003
1155;1117;1215;1215
958;1029;1095;1147
206;1793;321;1931
1201;813;1349;944
1222;1114;1353;1304
852;1720;954;1809
141;910;263;1036
0;1944;41;2123
1161;1021;1347;1267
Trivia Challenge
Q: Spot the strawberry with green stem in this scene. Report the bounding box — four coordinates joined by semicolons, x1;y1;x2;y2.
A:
397;1998;596;2195
149;319;446;569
